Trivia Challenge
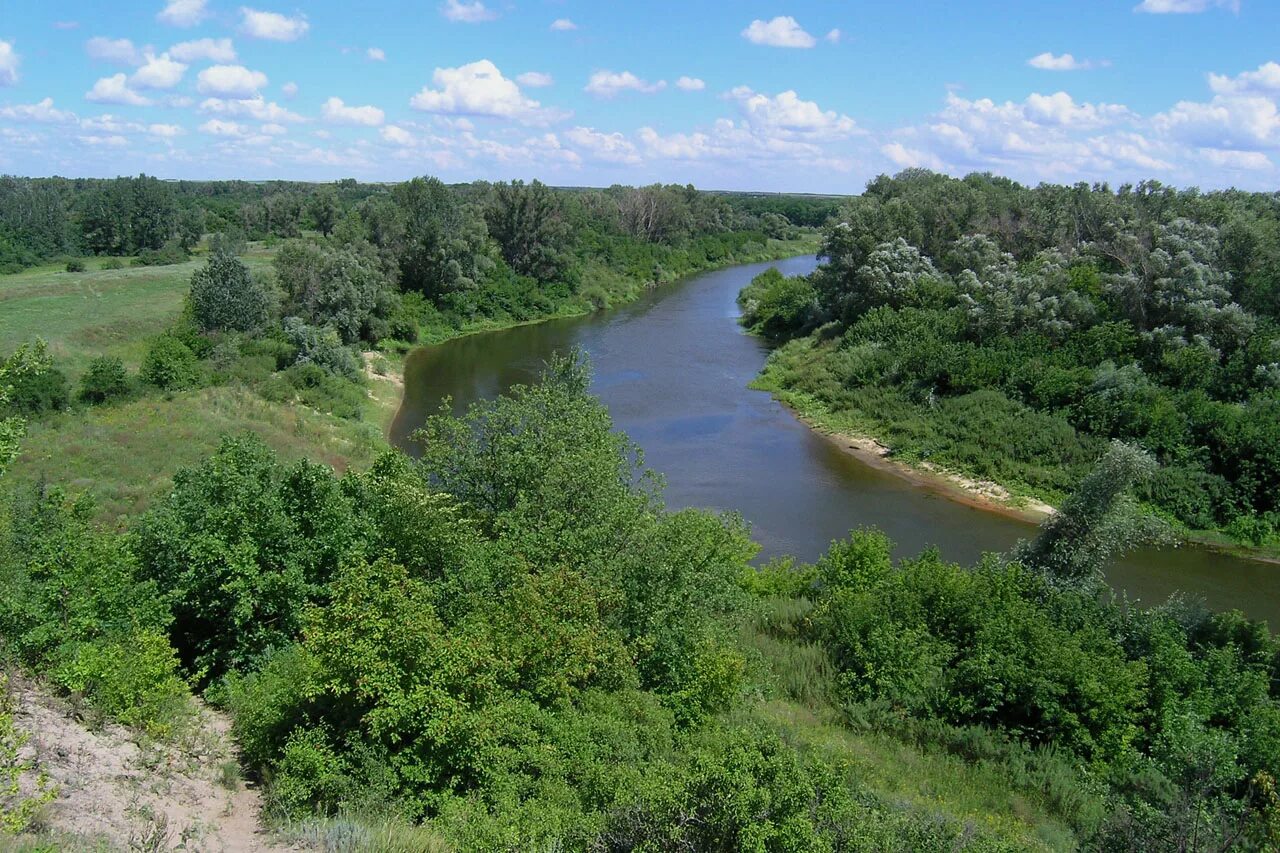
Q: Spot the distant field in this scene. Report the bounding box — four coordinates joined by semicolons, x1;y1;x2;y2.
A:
0;247;274;379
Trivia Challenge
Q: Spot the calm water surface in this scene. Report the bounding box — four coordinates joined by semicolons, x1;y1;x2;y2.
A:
392;256;1280;626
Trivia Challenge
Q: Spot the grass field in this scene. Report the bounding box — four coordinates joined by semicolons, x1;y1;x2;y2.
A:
0;248;274;380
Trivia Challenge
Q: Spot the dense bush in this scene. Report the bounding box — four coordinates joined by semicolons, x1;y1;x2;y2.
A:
139;333;202;390
77;356;132;404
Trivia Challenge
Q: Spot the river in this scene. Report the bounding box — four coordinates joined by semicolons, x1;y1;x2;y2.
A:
391;255;1280;627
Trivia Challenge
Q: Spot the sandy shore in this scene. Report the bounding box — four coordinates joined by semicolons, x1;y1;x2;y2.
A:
796;415;1059;525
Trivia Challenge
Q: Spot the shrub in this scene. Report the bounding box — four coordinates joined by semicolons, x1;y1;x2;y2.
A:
64;259;85;273
2;363;68;417
132;238;188;267
189;251;273;333
78;356;132;404
139;334;201;391
99;257;124;271
282;318;360;379
52;629;190;736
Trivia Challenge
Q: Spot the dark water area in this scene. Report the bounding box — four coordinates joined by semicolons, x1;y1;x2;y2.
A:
391;256;1280;627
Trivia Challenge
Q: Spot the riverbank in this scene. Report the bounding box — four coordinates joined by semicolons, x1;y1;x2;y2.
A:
753;371;1280;566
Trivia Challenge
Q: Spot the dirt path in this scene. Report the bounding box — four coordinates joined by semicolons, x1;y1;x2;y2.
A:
12;676;296;851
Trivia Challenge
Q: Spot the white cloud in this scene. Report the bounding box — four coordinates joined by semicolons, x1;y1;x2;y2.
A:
1024;91;1132;126
148;123;183;137
158;0;209;27
1135;0;1238;12
410;59;558;123
199;118;248;136
260;122;287;135
78;134;129;147
1200;147;1272;170
441;0;496;23
381;125;413;145
0;42;21;87
79;114;145;133
86;74;152;106
86;37;141;66
321;96;385;126
130;53;188;89
1208;62;1280;95
240;8;310;41
676;76;706;92
585;70;666;98
169;38;237;63
1028;52;1097;72
882;141;946;170
367;47;386;61
564;126;640;164
200;95;303;122
729;86;859;139
825;29;841;44
1154;94;1280;148
0;98;76;123
550;18;577;31
517;71;554;88
741;16;816;49
197;65;268;97
282;81;298;98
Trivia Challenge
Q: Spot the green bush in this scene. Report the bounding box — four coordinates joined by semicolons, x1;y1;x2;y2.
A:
1;363;68;417
139;333;201;391
77;356;132;404
99;257;124;271
189;251;274;333
63;259;85;273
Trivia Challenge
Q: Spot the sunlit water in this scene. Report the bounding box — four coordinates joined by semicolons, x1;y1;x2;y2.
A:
392;256;1280;626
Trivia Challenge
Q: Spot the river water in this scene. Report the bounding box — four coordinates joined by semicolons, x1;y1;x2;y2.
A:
391;255;1280;626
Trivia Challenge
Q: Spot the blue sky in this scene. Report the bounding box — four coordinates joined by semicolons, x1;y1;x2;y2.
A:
1;0;1279;192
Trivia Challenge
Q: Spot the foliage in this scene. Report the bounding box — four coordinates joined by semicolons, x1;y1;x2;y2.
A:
1;343;66;417
0;343;47;476
188;250;274;333
77;356;132;404
737;268;819;339
139;333;202;391
274;240;394;343
282;317;361;379
749;169;1280;539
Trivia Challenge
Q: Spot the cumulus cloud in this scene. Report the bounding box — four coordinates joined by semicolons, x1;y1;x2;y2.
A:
1200;147;1272;170
200;95;303;123
729;86;859;139
441;0;497;23
381;125;413;145
240;8;310;41
282;81;299;98
86;74;152;106
410;59;558;123
149;123;184;137
676;76;706;92
130;53;188;89
197;64;269;97
1028;52;1098;71
564;126;641;164
199;118;248;136
367;47;386;61
158;0;209;27
86;36;142;66
321;96;385;126
0;98;76;123
169;38;237;63
741;16;816;48
585;70;666;98
0;41;18;87
78;134;129;147
550;18;577;31
1135;0;1238;12
1209;61;1280;95
882;141;946;170
1154;94;1280;148
510;73;552;91
260;122;287;135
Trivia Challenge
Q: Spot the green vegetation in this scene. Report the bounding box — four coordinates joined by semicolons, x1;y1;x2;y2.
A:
3;171;1278;850
741;169;1280;548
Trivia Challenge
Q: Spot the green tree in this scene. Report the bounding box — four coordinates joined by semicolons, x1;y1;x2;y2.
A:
484;179;570;284
307;187;340;237
189;251;274;333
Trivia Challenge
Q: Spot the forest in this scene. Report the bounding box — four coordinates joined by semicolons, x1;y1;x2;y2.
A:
739;169;1280;549
0;172;1278;851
